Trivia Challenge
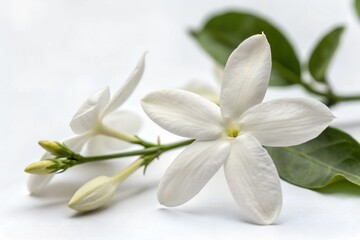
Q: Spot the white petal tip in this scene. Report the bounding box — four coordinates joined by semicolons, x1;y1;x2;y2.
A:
322;105;336;122
252;210;281;225
157;199;181;208
248;33;268;43
139;52;148;63
70;86;110;134
132;52;146;75
243;201;281;225
157;190;182;207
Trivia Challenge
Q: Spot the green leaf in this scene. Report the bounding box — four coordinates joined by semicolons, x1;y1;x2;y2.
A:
267;127;360;189
355;0;360;19
308;26;345;83
191;11;301;86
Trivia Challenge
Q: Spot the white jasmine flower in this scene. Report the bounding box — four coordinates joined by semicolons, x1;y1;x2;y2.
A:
141;34;334;225
27;54;146;194
68;158;144;212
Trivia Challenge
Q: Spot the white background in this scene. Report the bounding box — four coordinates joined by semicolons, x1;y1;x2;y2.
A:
1;0;360;239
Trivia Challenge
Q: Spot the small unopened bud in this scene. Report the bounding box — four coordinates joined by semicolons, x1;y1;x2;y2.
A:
38;140;73;157
68;176;118;212
25;160;57;174
68;158;145;212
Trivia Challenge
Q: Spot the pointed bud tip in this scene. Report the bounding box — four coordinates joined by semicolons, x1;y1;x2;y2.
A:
38;140;60;150
67;198;77;209
38;140;53;147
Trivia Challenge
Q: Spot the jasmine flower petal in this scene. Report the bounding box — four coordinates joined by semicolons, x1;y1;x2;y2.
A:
224;134;282;225
101;52;146;116
239;98;335;147
220;34;271;120
158;139;231;207
70;87;110;134
142;89;223;140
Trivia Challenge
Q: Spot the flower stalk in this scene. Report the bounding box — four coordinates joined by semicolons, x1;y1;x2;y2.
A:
96;122;139;143
24;138;194;175
112;158;145;183
272;62;360;107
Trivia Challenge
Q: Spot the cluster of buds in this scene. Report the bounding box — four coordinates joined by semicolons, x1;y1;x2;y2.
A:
25;137;160;212
25;140;79;174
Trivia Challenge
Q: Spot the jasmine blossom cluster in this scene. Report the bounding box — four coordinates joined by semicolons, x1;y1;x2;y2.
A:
24;35;334;225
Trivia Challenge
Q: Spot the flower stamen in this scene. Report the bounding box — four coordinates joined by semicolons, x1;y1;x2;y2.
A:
226;122;240;138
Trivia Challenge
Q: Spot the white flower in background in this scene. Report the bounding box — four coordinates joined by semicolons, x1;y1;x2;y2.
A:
141;34;334;225
27;53;146;194
68;158;144;212
184;63;223;104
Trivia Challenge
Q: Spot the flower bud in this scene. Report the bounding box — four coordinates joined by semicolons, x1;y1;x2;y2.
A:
25;160;57;174
38;140;73;157
68;176;118;212
68;158;145;212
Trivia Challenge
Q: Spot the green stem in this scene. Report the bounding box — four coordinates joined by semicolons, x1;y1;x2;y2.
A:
334;94;360;102
132;136;158;148
76;139;194;164
112;158;145;183
272;62;360;106
298;81;328;97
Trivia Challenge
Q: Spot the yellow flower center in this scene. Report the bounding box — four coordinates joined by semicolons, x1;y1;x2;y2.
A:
225;122;240;138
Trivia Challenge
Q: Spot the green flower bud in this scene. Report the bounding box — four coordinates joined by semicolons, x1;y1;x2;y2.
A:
38;140;73;157
24;160;57;174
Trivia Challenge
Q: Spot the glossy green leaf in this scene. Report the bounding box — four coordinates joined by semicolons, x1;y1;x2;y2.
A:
308;26;345;83
267;127;360;189
355;0;360;19
191;11;301;86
